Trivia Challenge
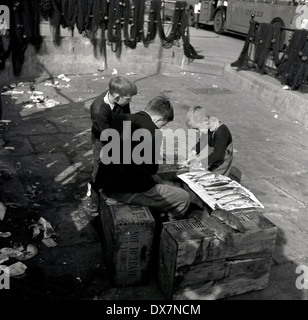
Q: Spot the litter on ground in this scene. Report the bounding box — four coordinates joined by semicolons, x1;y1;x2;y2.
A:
5;261;27;277
42;238;58;247
0;202;7;221
0;232;11;238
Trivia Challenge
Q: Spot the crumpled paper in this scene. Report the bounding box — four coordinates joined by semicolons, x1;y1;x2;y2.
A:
0;261;27;277
0;244;38;264
0;202;7;221
30;217;59;239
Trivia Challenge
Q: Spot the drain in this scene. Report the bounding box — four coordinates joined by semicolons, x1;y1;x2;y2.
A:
189;88;232;95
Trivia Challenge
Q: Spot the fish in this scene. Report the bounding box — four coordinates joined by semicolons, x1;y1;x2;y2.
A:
216;194;250;205
190;171;212;179
202;185;236;192
185;171;217;182
189;209;233;245
209;188;244;199
203;180;238;188
221;199;258;210
199;177;231;184
199;180;230;187
197;173;218;181
211;210;245;233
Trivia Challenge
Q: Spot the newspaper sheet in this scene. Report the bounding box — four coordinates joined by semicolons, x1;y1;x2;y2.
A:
178;171;264;211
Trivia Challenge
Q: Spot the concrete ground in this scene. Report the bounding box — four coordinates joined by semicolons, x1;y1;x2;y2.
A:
0;27;307;300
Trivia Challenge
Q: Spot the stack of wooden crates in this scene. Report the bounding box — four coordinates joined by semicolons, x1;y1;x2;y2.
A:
157;208;278;300
98;178;278;299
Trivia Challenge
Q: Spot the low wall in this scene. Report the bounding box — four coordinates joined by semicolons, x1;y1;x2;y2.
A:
0;34;191;86
224;65;308;127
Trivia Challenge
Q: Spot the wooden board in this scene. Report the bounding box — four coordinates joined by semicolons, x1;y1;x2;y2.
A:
157;210;278;300
173;258;271;300
157;163;189;180
99;192;155;286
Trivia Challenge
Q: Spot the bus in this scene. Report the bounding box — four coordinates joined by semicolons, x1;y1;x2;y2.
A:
185;0;298;35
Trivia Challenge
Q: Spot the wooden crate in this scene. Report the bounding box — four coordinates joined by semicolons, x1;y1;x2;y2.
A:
157;210;278;300
99;192;155;286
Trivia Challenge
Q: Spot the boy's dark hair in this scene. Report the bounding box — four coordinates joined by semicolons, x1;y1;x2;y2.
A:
109;76;138;97
145;95;174;122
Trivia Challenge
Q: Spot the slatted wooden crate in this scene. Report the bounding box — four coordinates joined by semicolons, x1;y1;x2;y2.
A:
157;209;278;300
99;191;155;286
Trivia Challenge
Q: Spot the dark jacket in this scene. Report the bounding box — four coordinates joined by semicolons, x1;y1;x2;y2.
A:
95;111;162;193
195;124;233;173
90;91;131;140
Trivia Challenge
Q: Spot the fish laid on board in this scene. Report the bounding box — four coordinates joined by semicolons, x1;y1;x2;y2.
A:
211;210;245;233
196;173;218;181
207;189;238;198
189;173;218;183
202;184;237;192
208;187;248;198
198;180;230;188
216;194;251;206
186;171;212;179
220;199;260;210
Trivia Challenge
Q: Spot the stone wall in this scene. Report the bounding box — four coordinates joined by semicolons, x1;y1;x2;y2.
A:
0;26;188;86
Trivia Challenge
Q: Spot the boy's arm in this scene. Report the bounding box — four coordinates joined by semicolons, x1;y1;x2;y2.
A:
207;130;229;169
97;106;112;133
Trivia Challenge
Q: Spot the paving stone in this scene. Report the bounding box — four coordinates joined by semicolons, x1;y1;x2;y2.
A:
269;173;308;206
241;178;305;211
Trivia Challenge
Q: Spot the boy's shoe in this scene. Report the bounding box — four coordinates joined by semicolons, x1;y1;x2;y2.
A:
88;184;100;213
88;201;99;213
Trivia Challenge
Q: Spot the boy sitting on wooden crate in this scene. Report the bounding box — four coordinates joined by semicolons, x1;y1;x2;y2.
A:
89;75;138;213
94;95;191;221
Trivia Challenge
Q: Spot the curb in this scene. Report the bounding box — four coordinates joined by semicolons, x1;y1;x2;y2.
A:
223;64;308;128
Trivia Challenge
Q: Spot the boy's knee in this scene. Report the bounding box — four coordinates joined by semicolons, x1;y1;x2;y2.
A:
172;189;190;220
181;189;190;208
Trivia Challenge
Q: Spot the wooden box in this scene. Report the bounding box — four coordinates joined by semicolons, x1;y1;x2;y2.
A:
99;192;155;286
157;209;278;300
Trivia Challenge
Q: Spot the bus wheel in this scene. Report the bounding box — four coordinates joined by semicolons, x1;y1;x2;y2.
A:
214;10;225;34
188;7;195;27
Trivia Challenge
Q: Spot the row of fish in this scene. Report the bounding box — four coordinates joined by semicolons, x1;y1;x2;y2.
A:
184;171;231;186
182;171;263;211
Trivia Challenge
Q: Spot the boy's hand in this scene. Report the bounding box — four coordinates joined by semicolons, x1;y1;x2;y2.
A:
151;174;163;184
190;161;203;170
187;150;197;164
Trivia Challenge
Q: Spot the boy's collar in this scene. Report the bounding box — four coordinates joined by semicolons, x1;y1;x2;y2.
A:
104;91;115;109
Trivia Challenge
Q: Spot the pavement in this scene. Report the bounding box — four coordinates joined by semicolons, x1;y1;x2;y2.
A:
0;26;308;300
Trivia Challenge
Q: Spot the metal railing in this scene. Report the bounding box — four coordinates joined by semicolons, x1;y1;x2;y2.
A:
245;14;295;74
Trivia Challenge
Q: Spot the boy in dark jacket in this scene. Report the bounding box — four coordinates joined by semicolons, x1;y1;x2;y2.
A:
95;95;190;221
186;106;233;176
89;75;137;212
